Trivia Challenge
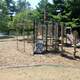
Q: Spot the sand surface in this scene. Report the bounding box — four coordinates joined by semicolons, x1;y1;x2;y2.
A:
0;37;80;80
0;66;80;80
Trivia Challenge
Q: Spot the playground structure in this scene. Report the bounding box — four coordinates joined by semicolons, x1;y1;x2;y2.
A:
16;20;80;58
16;22;34;52
33;21;64;54
16;21;64;53
64;27;80;57
65;27;80;46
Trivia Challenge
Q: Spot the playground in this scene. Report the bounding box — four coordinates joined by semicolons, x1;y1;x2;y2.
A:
1;0;80;79
0;21;80;80
0;20;80;80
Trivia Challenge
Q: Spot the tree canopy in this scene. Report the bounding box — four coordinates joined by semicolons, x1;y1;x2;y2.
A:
0;0;80;32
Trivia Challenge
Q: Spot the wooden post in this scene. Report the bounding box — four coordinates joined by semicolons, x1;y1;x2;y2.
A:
65;28;67;44
16;24;19;50
73;31;77;57
33;20;36;54
61;22;64;53
56;22;59;50
33;20;35;44
42;23;44;40
16;28;19;50
54;22;59;51
45;21;48;51
23;25;25;52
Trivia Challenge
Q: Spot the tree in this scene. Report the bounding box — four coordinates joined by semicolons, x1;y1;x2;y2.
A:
0;0;9;32
6;0;16;12
67;0;80;18
36;0;65;21
60;0;80;26
53;0;64;4
36;0;48;21
16;0;31;12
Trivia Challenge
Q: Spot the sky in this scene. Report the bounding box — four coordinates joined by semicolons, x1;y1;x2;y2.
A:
28;0;53;9
15;0;53;9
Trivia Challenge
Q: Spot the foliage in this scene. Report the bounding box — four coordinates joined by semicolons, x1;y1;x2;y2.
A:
0;0;9;32
12;10;34;30
1;0;80;33
35;0;80;27
16;0;31;13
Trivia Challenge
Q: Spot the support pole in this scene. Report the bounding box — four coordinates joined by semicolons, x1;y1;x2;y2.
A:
61;22;64;53
42;23;44;40
23;25;25;52
33;20;36;53
65;28;67;44
16;27;19;50
73;31;77;57
45;21;48;51
33;20;35;43
54;22;59;51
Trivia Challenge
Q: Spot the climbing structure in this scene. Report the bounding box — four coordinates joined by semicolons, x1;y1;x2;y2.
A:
33;20;64;54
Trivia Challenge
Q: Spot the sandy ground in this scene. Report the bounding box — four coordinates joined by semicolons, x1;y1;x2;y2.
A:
0;66;80;80
0;37;80;80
